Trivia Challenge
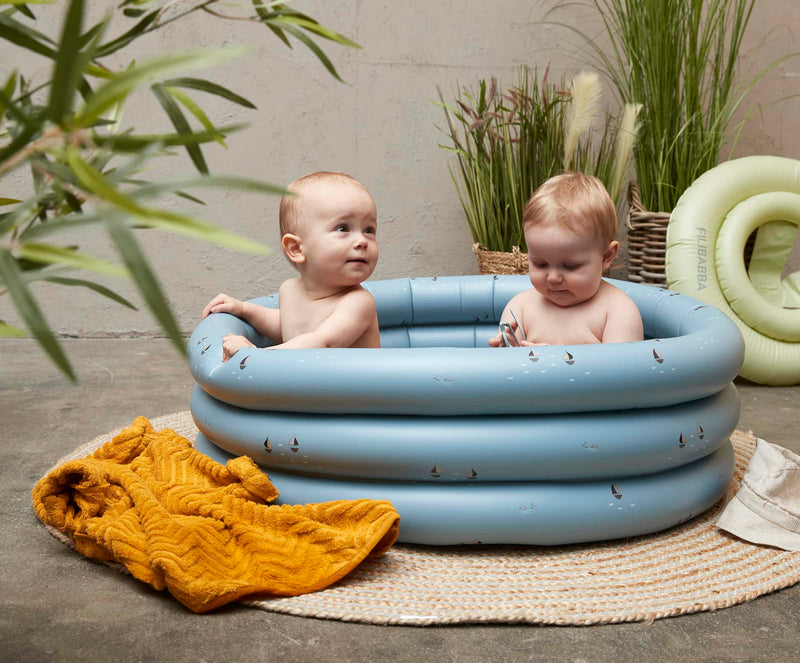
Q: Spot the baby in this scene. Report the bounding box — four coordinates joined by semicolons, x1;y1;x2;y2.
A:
202;171;380;360
489;172;643;347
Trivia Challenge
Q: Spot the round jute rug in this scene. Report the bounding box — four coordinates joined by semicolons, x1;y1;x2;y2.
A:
40;412;800;626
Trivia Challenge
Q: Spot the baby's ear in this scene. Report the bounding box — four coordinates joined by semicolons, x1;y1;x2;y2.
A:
281;233;305;265
602;240;619;270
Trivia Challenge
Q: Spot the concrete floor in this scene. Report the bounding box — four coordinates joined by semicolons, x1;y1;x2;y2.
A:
2;338;799;663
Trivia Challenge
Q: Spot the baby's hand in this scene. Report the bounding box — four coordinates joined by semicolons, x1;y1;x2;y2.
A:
202;293;244;319
221;334;256;361
488;320;522;347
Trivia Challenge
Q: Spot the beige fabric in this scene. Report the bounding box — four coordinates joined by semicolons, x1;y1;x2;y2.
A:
717;438;800;551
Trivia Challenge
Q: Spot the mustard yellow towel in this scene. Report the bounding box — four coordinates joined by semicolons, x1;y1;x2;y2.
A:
32;417;400;613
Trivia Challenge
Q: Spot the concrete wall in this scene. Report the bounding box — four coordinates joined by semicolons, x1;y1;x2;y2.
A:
2;1;799;338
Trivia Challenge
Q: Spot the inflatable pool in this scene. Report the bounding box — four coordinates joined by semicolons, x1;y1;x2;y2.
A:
189;276;744;545
667;155;800;385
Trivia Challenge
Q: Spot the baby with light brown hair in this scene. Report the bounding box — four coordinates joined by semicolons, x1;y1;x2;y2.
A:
489;172;643;347
202;171;380;360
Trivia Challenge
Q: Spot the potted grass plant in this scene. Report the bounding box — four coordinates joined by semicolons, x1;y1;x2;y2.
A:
546;0;778;284
438;66;640;274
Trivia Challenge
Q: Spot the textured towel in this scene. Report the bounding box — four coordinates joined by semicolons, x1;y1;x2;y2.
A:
32;417;400;612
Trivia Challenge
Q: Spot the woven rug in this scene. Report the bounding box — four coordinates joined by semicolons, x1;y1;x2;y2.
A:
39;412;800;626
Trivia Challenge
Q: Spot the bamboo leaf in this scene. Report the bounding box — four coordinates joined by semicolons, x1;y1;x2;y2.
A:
129;212;271;255
76;47;247;125
17;242;128;276
0;11;57;59
165;86;226;147
66;147;143;214
0;248;75;380
47;0;85;125
279;24;343;82
0;197;22;206
270;15;361;49
130;174;288;200
65;152;271;254
252;0;292;48
0;69;16;117
0;320;26;338
40;275;138;309
161;77;256;109
151;82;207;173
91;124;247;151
106;220;186;357
93;9;158;57
18;211;106;241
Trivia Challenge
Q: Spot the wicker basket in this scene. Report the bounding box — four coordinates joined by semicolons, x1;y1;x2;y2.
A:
626;182;670;286
473;243;529;275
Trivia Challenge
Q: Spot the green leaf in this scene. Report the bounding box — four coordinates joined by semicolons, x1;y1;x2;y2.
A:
65;151;271;254
0;197;22;206
0;79;37;126
0;69;16;117
91;124;248;151
106;219;186;357
47;0;85;125
76;47;248;125
270;15;361;49
0;320;26;338
161;77;256;109
252;1;292;48
66;147;142;213
40;275;138;309
279;24;344;82
0;248;75;380
0;11;58;59
165;86;226;147
131;174;288;200
94;9;158;58
129;212;272;255
77;19;104;49
17;211;106;241
151;83;208;173
17;241;128;276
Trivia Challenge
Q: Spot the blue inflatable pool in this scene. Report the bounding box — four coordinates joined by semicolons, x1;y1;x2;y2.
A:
189;276;744;545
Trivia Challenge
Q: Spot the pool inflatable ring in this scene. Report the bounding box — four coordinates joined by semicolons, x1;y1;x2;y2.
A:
189;276;743;545
667;156;800;384
190;277;743;415
195;432;734;546
191;383;739;481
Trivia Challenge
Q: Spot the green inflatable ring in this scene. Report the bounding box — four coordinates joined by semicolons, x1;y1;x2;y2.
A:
666;155;800;385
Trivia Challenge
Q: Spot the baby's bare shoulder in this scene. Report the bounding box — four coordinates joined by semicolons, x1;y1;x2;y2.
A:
337;285;376;310
598;281;637;306
278;277;303;296
506;288;541;311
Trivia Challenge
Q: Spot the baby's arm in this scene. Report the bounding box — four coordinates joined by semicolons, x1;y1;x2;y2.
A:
272;288;377;350
488;294;528;347
202;292;282;341
601;291;644;343
203;293;283;362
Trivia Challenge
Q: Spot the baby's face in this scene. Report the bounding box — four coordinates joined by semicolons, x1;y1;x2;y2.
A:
524;222;616;307
295;180;378;288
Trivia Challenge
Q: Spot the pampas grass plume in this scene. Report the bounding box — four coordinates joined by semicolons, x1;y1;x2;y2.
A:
609;102;642;205
562;71;602;170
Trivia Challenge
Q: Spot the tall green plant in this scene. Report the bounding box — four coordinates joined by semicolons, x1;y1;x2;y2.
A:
0;0;359;380
547;0;772;212
438;67;638;252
